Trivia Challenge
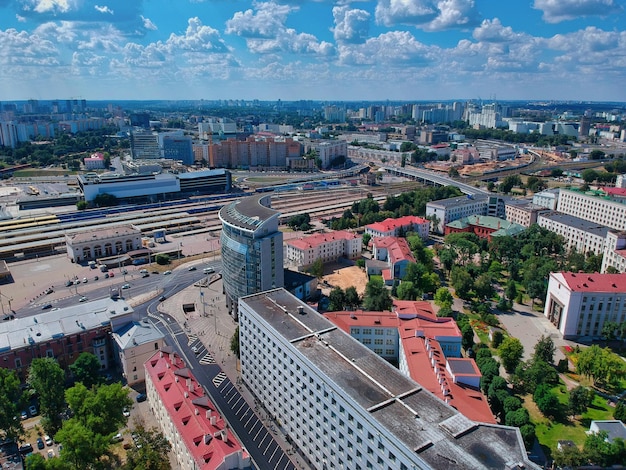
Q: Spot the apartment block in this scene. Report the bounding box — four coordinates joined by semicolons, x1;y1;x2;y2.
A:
285;230;361;268
601;231;626;273
557;188;626;231
544;272;626;339
532;188;560;210
238;288;536;470
537;212;608;256
425;195;490;234
145;348;250;470
505;201;548;227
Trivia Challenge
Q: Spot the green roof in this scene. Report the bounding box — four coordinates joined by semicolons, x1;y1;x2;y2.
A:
447;215;525;237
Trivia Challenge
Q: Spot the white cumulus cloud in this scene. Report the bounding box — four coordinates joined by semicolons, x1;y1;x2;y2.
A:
533;0;622;23
338;30;434;65
375;0;479;31
225;1;296;38
332;6;370;44
141;15;157;31
94;5;114;15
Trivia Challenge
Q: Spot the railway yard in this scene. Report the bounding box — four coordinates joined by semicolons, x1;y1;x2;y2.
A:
0;179;422;261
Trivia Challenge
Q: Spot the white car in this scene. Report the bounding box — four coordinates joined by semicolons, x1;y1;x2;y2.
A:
122;284;131;289
44;435;53;446
79;296;87;302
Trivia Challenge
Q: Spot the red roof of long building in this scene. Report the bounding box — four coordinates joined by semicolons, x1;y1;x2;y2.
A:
601;187;626;197
558;272;626;292
372;237;416;264
286;230;359;250
366;216;429;234
144;351;249;470
323;303;493;423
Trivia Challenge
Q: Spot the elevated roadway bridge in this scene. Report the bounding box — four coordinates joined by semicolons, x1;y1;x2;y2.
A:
382;166;489;196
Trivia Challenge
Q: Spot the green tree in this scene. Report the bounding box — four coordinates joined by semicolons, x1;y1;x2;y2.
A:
461;323;474;353
28;358;66;434
24;453;47;470
505;280;517;302
55;419;109;469
230;326;239;359
328;287;346;311
568;386;594;417
533;383;560;418
552;444;586;469
450;267;473;300
69;352;101;389
499;337;524;373
396;281;417;300
503;396;522;415
438;248;455;274
363;278;392;311
93;193;118;207
123;425;171;470
491;330;504;349
474;273;494;300
76;200;88;210
582;168;598;183
577;344;626;388
520;423;536;450
0;368;24;442
533;335;556;365
344;286;360;309
614;400;626;421
356;258;365;269
308;258;324;278
505;407;530;428
155;253;170;265
362;233;371;248
434;287;453;309
65;382;132;437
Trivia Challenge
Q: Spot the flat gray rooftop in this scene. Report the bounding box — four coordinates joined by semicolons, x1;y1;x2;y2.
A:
241;288;537;470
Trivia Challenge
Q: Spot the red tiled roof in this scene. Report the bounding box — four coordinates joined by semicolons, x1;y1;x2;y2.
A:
401;335;494;423
601;187;626;197
558;272;626;292
373;237;416;264
286;230;358;250
145;351;249;470
366;216;429;234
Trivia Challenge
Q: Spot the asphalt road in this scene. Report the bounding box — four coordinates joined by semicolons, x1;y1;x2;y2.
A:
146;308;296;470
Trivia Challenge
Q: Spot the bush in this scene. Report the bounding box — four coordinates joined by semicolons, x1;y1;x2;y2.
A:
491;330;504;349
155;254;170;265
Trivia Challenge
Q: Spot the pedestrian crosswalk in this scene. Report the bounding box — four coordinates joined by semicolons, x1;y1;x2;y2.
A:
212;372;227;388
199;353;215;365
187;334;198;345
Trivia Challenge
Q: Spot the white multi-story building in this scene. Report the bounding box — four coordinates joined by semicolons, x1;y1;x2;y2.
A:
145;348;250;470
532;188;560;210
544;272;626;339
285;230;361;268
425;195;490;234
347;146;408;166
557;188;626;231
238;288;536;470
537;212;608;256
601;231;626;273
112;319;165;386
311;140;347;169
364;215;430;240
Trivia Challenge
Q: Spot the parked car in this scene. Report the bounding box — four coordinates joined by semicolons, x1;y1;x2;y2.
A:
20;411;27;420
82;278;88;283
36;438;44;450
19;443;33;454
123;407;130;417
141;273;149;278
47;449;55;458
65;280;73;287
135;393;147;403
28;405;37;416
3;314;15;321
188;266;197;271
111;433;123;443
45;435;52;446
41;304;52;310
104;273;110;278
93;276;99;281
108;272;114;277
163;270;172;275
79;296;88;302
122;284;131;290
158;296;166;302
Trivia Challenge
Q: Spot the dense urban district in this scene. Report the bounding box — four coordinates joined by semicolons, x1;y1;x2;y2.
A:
0;99;626;470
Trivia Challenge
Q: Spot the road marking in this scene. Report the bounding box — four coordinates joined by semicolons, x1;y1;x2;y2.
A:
253;425;264;440
187;333;198;345
199;353;215;365
212;371;227;388
258;433;269;448
267;445;279;463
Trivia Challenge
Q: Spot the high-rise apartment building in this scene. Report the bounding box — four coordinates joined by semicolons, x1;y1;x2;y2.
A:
131;130;160;159
557;188;626;231
238;288;537;470
219;194;283;316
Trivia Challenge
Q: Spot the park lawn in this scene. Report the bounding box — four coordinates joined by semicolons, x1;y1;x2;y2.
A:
465;312;492;344
527;385;615;457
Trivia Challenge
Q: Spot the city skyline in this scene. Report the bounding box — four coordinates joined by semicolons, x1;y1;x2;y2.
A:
1;0;625;102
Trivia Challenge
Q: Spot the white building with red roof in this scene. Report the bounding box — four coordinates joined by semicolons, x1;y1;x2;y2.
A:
144;348;250;470
544;272;626;339
370;236;416;282
324;300;494;423
364;215;430;240
285;230;361;267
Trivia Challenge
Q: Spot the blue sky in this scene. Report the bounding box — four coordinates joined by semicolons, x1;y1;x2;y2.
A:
1;0;625;102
